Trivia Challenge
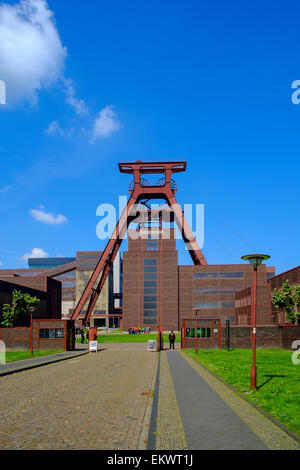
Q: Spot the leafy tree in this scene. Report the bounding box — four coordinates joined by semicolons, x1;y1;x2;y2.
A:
1;290;40;328
272;280;300;324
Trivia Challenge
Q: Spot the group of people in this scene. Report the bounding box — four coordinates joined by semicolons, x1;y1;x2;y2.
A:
128;327;151;335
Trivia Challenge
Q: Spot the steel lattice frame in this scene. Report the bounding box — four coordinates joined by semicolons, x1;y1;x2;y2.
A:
71;161;207;325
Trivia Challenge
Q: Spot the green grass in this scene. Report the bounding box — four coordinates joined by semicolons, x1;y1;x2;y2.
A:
5;350;64;363
185;348;300;437
76;333;181;344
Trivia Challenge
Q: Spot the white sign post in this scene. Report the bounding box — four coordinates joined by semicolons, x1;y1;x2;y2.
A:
89;341;98;353
148;340;156;352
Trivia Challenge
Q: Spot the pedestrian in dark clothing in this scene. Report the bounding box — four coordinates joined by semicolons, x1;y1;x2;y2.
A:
80;329;85;344
169;331;176;349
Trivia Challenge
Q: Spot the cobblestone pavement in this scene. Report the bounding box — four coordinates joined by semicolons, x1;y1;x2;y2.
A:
0;349;157;450
155;351;188;450
182;352;300;450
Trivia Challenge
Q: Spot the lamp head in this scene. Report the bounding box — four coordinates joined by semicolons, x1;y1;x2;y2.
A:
241;254;270;269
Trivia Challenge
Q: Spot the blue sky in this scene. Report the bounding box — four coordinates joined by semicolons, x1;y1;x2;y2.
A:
0;0;299;273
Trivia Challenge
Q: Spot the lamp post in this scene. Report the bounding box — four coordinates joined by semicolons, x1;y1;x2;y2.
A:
241;254;270;391
28;306;37;356
195;309;200;354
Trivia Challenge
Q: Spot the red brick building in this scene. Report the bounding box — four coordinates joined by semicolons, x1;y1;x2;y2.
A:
122;227;275;330
0;276;61;326
270;265;300;324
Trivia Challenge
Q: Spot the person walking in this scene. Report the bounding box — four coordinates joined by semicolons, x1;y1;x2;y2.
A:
80;329;85;344
169;331;176;349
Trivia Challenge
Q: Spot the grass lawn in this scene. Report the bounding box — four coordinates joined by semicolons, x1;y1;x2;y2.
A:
184;348;300;437
76;333;181;344
4;350;64;363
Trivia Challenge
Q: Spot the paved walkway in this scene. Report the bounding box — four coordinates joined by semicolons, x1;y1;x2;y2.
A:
0;345;298;450
0;350;88;377
152;350;299;450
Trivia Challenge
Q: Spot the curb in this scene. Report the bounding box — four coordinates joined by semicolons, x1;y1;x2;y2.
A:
0;351;89;378
183;351;300;445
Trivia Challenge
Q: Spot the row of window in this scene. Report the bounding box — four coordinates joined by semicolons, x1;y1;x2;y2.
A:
144;259;157;324
193;272;245;279
146;240;159;252
40;328;65;339
193;287;242;294
194;301;235;309
62;282;76;288
186;328;212;339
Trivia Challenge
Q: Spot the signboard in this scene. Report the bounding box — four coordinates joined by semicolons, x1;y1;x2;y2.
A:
148;340;156;352
89;341;98;353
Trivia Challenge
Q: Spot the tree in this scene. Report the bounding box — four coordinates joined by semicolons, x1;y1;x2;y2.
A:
272;280;300;324
1;290;40;328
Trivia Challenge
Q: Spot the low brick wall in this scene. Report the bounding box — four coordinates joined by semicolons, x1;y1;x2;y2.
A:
182;325;300;350
0;327;30;351
222;325;300;350
0;320;75;351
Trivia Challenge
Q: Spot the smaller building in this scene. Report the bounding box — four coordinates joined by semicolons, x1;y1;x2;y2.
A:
270;266;300;324
0;276;61;326
235;285;272;325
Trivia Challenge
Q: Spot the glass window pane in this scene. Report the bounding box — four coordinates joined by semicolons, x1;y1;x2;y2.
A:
144;288;157;294
144;295;157;302
144;259;157;265
144;302;157;309
144;281;157;287
144;274;157;280
144;266;157;273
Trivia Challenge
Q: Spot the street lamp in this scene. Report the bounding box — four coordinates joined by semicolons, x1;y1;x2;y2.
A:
241;254;270;391
28;306;37;356
194;309;200;354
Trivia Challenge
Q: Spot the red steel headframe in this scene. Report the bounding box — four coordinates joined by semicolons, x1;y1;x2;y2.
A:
71;161;207;325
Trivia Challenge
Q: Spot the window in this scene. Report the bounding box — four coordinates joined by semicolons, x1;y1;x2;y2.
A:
193;272;244;279
194;301;235;309
144;310;157;316
144;281;157;287
144;288;157;294
194;302;218;309
194;272;218;279
144;259;157;323
186;328;211;339
144;266;157;273
193;287;241;294
146;241;159;251
62;281;76;288
144;274;157;280
144;302;157;309
144;259;157;265
40;328;65;339
144;295;157;302
219;272;244;278
220;302;235;309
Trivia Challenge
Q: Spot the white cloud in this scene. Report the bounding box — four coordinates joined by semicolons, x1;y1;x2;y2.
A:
91;105;121;142
45;120;64;137
0;261;3;267
21;247;49;262
30;208;68;225
0;185;10;193
64;79;88;115
0;0;67;105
